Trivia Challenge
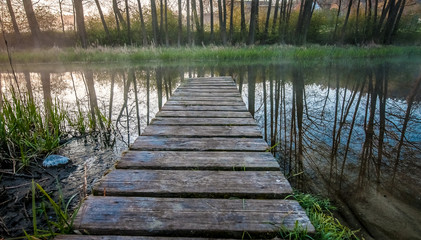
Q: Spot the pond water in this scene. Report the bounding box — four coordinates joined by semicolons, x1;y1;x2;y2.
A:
1;58;420;239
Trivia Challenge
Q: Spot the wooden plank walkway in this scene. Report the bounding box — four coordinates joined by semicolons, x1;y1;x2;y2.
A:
60;76;314;239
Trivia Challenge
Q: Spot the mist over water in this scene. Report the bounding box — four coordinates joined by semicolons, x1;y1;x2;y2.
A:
1;58;420;239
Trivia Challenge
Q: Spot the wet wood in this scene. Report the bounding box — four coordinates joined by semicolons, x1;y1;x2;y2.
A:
68;76;314;238
56;236;212;240
142;125;261;138
172;92;241;97
73;196;314;238
131;136;268;151
117;151;279;171
150;117;257;126
169;96;242;101
156;111;252;118
161;105;248;112
94;170;291;198
165;100;245;106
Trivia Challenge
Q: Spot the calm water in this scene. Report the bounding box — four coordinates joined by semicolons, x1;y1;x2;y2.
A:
1;58;420;239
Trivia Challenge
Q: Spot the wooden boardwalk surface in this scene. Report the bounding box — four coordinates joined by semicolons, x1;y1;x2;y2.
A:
59;77;314;239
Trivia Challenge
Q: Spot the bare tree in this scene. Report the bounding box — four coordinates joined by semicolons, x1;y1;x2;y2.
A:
137;0;148;45
74;0;88;48
151;0;159;45
23;0;42;46
6;0;20;35
248;0;259;45
125;0;131;44
94;0;110;42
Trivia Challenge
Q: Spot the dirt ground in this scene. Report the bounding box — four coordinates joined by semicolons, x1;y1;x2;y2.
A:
0;138;118;238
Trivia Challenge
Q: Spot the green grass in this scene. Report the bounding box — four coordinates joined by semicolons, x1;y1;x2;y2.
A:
288;192;360;240
0;90;65;170
1;45;420;65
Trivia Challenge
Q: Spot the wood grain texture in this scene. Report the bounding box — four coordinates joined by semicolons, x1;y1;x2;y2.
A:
161;105;248;112
94;170;292;198
73;197;314;238
141;125;261;138
156;111;252;118
116;151;279;171
169;96;243;101
174;88;239;93
150;117;257;126
172;92;241;97
165;101;245;106
56;236;212;240
130;136;268;151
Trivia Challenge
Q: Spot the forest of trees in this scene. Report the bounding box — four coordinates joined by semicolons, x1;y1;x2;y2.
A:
0;0;420;48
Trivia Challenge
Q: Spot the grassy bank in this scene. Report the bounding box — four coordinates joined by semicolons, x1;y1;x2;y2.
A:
1;45;420;64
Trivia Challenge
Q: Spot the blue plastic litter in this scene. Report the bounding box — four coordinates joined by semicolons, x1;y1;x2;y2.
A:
42;155;70;167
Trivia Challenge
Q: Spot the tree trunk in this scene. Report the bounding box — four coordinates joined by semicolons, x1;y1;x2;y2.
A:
160;0;164;45
247;66;256;117
178;0;183;46
218;0;227;45
125;0;131;44
113;0;126;28
165;0;169;46
340;0;354;42
187;0;191;45
264;0;273;43
272;0;280;34
229;0;234;43
295;0;314;45
240;0;246;41
23;0;41;47
210;0;214;43
192;0;201;43
74;0;88;48
150;0;159;45
7;0;20;35
199;0;204;43
137;0;148;45
94;0;110;42
58;0;65;33
248;0;259;45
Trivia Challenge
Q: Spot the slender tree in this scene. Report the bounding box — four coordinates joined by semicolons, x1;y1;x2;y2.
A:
7;0;20;35
210;0;214;42
113;0;126;28
187;0;191;45
23;0;42;46
272;0;280;34
248;0;259;45
160;0;164;44
150;0;159;45
240;0;246;40
229;0;234;43
74;0;88;48
164;0;169;46
178;0;183;46
94;0;110;42
125;0;131;44
199;0;204;43
264;0;273;43
218;0;227;44
295;0;314;45
137;0;148;45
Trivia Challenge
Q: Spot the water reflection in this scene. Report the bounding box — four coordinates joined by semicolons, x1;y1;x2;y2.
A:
1;60;420;238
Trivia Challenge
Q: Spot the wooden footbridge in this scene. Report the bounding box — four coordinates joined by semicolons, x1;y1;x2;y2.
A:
58;77;314;239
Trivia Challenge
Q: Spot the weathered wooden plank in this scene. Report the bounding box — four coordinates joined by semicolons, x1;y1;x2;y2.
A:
141;125;261;138
156;111;252;118
172;92;241;98
150;117;257;126
175;86;238;89
73;197;314;238
94;170;291;198
169;96;243;102
161;105;248;112
130;136;268;151
174;88;238;93
165;101;245;106
117;151;279;171
56;236;211;240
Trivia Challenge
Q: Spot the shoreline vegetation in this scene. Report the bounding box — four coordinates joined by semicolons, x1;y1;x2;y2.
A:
1;45;420;65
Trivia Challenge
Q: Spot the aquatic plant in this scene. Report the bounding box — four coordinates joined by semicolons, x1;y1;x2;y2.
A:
0;90;65;171
291;192;360;240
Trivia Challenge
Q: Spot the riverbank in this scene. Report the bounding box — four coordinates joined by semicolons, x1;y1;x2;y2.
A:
1;45;420;64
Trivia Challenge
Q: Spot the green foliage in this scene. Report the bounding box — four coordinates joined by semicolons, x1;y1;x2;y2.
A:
24;180;80;239
292;192;360;240
0;90;65;169
2;45;419;65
